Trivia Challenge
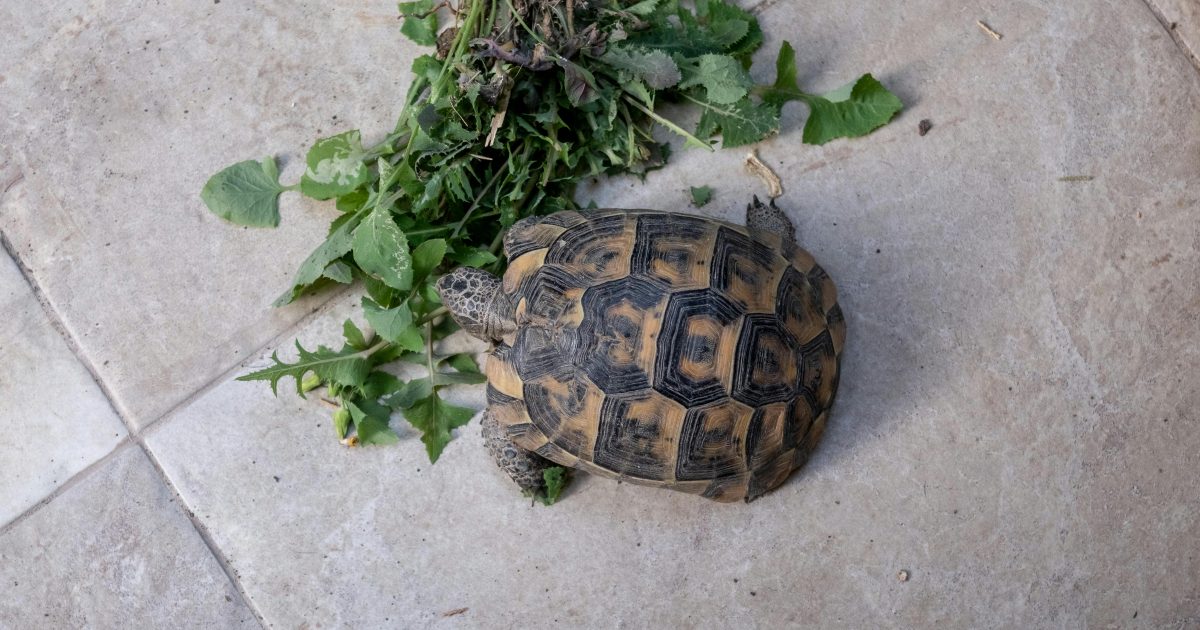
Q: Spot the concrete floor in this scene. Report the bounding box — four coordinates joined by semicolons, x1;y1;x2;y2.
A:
2;0;1199;628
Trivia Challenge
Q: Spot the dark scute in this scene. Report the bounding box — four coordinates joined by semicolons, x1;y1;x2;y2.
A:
653;288;743;407
576;276;667;394
593;392;670;480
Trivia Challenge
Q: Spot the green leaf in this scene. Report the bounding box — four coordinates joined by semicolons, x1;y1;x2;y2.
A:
431;371;487;386
762;40;803;107
694;96;780;147
381;377;433;410
300;130;370;200
799;74;903;145
362;298;424;351
361;370;404;401
273;213;361;306
540;467;568;506
623;0;659;16
762;42;902;145
353;208;413;290
447;246;498;268
335;188;370;213
679;54;753;105
322;260;354;284
402;391;474;462
600;46;681;89
411;238;447;283
698;0;762;60
239;341;370;396
343;319;372;350
690;185;713;207
201;157;288;228
348;401;400;445
398;0;438;46
446;353;479;374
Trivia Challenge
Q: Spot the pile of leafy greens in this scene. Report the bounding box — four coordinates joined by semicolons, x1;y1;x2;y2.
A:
201;0;900;491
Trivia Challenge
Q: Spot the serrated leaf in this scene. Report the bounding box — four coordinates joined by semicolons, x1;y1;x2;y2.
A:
698;0;762;60
694;97;780;147
679;54;752;105
690;185;713;207
239;341;370;396
600;46;681;89
353;208;413;290
362;298;424;351
402;391;475;462
800;74;903;145
398;0;438;46
348;401;400;445
201;157;287;228
411;238;447;282
273;213;361;306
300;130;370;200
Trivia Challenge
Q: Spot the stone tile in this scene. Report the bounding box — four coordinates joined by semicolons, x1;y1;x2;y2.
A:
0;1;426;428
0;252;126;528
0;444;256;628
140;0;1200;628
1151;0;1200;67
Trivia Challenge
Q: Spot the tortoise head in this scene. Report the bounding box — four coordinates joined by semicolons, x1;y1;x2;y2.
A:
435;267;516;343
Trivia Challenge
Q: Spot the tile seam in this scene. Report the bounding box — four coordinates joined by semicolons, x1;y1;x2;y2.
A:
0;228;269;629
1138;0;1200;75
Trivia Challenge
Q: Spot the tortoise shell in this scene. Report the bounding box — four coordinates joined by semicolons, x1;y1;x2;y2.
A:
484;209;845;502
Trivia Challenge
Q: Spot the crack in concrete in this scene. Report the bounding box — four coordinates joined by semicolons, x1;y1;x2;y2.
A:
1138;0;1200;75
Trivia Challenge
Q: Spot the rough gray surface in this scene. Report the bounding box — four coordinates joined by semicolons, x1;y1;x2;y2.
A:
0;0;423;428
0;445;256;629
3;0;1200;627
0;252;126;528
1150;0;1200;67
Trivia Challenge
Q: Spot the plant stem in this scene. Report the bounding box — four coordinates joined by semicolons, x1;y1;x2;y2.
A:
449;167;506;238
622;94;712;151
417;306;448;326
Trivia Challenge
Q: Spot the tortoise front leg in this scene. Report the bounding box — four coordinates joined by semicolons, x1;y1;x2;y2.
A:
480;408;556;494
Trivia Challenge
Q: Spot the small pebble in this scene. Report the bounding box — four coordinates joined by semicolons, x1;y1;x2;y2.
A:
897;570;910;582
918;119;932;136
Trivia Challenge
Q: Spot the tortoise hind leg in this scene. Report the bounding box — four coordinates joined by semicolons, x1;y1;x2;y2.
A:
746;195;796;243
480;408;556;494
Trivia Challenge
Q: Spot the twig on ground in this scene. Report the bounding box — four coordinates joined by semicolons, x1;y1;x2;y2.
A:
976;20;1003;41
744;151;783;198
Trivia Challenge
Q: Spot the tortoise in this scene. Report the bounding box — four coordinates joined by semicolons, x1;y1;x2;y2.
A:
435;198;845;502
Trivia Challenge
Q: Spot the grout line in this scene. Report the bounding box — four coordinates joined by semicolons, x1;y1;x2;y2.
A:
1138;0;1200;75
0;229;270;629
0;437;134;537
0;230;138;426
134;437;271;628
135;284;351;436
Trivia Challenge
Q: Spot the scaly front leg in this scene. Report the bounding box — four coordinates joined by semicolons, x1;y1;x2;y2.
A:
480;408;556;495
